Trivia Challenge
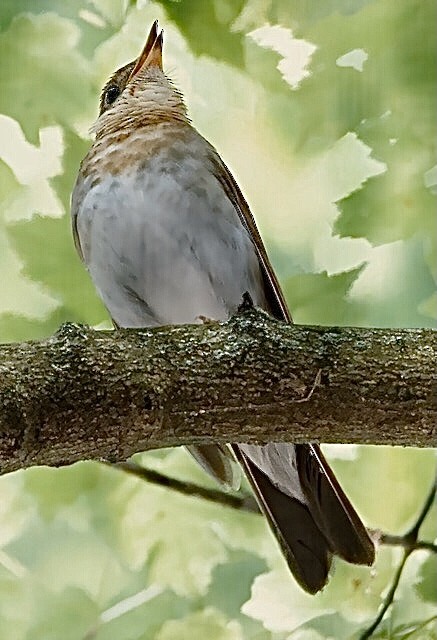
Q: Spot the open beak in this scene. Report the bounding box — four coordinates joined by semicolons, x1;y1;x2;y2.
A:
129;20;163;80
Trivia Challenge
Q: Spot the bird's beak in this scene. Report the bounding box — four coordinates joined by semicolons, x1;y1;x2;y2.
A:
129;20;163;80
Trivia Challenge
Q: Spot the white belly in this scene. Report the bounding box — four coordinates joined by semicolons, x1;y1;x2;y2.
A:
74;159;266;327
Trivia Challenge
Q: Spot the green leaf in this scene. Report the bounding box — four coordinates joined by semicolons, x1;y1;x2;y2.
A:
7;213;108;328
0;158;20;205
419;292;437;322
26;586;99;640
155;0;246;67
8;470;142;603
51;128;91;212
206;551;272;640
241;567;332;633
21;462;103;521
299;612;361;640
335;166;436;246
284;266;364;325
370;551;437;639
156;608;243;640
0;227;60;340
118;484;229;597
207;550;267;619
89;0;129;27
0;0;117;30
348;237;437;329
328;447;436;533
0;310;72;343
0;13;94;143
415;557;437;605
267;0;377;30
20;463;138;553
0;0;121;56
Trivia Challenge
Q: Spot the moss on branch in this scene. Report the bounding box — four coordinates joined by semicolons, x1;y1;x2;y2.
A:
0;309;435;474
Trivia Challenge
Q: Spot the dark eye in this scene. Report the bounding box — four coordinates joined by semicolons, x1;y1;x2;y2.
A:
105;85;120;105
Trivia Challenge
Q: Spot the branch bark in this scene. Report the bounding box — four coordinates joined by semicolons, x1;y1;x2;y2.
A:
0;308;435;475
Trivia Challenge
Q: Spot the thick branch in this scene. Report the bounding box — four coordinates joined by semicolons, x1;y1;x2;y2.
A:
0;309;435;474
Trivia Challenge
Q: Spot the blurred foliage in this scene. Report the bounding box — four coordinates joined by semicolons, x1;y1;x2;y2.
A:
0;0;435;638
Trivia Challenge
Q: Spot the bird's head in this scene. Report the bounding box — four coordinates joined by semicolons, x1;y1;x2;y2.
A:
94;20;187;137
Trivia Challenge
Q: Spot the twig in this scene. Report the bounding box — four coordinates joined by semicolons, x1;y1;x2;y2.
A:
359;549;411;640
113;461;436;639
359;477;436;639
113;461;260;513
378;533;437;555
407;476;437;539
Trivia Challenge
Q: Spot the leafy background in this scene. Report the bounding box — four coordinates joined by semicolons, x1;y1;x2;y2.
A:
0;0;436;638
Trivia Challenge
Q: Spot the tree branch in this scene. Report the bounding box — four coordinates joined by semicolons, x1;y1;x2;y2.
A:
0;309;436;474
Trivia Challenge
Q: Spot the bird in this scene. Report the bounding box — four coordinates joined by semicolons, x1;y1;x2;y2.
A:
71;20;375;594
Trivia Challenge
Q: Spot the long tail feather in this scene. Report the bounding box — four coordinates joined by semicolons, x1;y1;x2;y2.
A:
187;444;241;491
233;443;374;593
296;444;375;565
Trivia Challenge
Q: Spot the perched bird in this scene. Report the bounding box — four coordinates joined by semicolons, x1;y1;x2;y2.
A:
72;21;374;593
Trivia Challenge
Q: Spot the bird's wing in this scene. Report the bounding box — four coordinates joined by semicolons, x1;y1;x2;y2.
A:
186;444;241;491
209;148;374;592
71;173;86;262
209;152;291;322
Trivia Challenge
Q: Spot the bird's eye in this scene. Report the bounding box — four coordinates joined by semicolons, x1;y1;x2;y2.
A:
105;85;120;105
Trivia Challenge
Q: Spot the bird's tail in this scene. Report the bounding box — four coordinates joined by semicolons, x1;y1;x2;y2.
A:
233;442;375;594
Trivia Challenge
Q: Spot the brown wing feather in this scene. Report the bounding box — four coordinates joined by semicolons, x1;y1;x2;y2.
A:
209;148;375;591
210;153;291;322
71;175;85;262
